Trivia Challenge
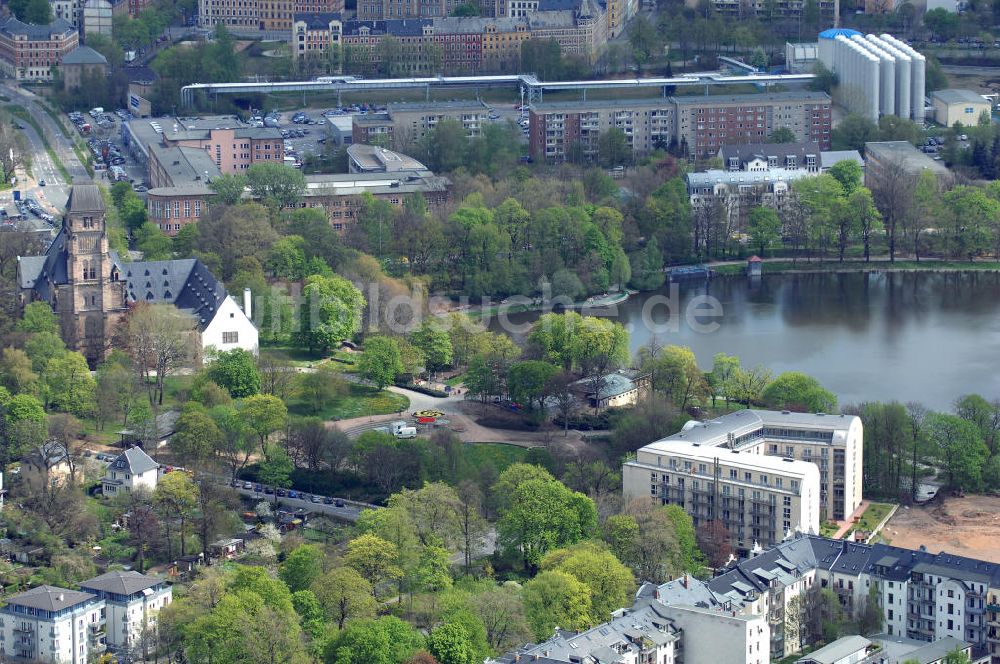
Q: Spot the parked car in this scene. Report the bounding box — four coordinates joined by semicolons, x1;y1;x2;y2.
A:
254;484;263;492
334;499;345;507
323;496;334;504
243;481;253;490
38;179;45;186
264;486;274;494
311;495;322;503
288;490;299;499
276;488;287;497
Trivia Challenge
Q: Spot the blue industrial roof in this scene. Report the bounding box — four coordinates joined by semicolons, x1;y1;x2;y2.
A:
819;28;862;39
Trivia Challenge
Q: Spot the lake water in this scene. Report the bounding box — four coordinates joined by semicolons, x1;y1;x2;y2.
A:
489;271;1000;410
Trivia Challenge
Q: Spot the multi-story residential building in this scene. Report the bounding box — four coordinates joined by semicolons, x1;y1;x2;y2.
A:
0;585;106;663
102;447;160;496
354;101;492;150
491;582;770;664
51;0;84;27
684;0;834;20
79;571;172;651
292;12;342;61
691;143;864;229
528;92;833;162
61;45;108;92
674;92;833;158
0;16;78;81
529;98;676;162
623;410;864;536
289;169;450;231
624;438;822;553
605;0;636;37
200;0;343;33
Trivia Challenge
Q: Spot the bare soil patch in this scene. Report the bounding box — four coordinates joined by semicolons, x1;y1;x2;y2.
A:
884;495;1000;562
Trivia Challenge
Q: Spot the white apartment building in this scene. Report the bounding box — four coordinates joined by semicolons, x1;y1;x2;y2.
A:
78;571;172;651
0;586;106;663
623;410;863;535
624;439;821;554
102;447;159;496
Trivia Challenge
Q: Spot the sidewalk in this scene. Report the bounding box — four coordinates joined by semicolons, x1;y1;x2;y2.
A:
830;500;869;539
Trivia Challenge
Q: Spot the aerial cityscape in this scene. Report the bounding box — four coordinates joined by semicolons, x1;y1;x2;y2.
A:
4;0;1000;662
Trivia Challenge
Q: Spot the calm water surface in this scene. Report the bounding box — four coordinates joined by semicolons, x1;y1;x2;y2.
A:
489;271;1000;409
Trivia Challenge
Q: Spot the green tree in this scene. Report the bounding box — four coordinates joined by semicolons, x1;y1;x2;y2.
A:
258;444;294;492
312;566;377;629
767;127;797;143
540;541;635;623
638;345;706;411
16;301;58;335
662;504;707;574
297;273;366;352
172;402;222;464
507;361;560;411
828;160;863;196
358;336;404;389
11;0;53;24
761;371;837;413
598;128;631;168
325;616;424;664
832;114;879;151
246;162;306;208
209;173;249;205
345;533;403;589
522;570;592;640
630;237;664;291
154;470;200;558
428;622;473;664
925;413;990;491
409;322;453;375
41;351;95;417
208;349;261;398
280;544;326;593
240;394;288;451
747;207;781;257
496;476;597;571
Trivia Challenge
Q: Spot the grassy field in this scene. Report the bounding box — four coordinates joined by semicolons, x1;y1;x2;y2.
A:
460;442;533;473
820;521;840;538
287;383;409;421
713;259;1000;276
854;501;896;533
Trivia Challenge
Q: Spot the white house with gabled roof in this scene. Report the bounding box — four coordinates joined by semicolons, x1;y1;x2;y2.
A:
102;447;159;495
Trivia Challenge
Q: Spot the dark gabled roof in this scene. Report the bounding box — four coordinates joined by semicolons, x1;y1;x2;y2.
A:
80;570;161;596
719;142;821;164
0;16;74;40
122;258;228;330
4;585;96;612
125;65;157;83
341;18;433;36
62;45;108;65
67;183;106;213
108;447;159;475
294;11;342;29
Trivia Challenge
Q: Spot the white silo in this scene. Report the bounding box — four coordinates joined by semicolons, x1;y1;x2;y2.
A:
881;34;925;122
854;36;894;117
820;28;863;71
869;35;911;120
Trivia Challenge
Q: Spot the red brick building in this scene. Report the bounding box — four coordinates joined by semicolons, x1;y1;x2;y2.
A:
0;17;78;81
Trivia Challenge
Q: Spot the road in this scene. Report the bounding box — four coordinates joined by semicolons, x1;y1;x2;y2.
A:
0;81;88;213
231;484;370;522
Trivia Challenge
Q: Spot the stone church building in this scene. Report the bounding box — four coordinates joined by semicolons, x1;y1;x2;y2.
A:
17;182;258;364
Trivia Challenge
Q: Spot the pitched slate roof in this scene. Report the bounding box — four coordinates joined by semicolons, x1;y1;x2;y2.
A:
122;258;228;330
108;447;159;475
67;182;106;213
294;11;343;28
80;570;161;595
0;16;74;40
4;585;96;612
62;45;108;65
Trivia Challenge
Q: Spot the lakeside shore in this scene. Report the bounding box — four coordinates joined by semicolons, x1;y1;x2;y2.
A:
711;259;1000;276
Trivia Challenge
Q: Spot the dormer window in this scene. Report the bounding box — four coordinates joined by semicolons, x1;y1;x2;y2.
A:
83;217;94;229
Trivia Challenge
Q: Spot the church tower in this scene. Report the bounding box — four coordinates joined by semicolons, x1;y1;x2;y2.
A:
60;183;127;363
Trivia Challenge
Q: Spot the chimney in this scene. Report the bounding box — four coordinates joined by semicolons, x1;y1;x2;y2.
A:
243;288;252;320
683;573;689;588
57;593;64;601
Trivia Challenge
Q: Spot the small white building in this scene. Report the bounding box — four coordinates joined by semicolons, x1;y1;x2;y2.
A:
0;585;106;663
200;288;259;356
79;571;172;651
102;447;159;496
797;636;873;664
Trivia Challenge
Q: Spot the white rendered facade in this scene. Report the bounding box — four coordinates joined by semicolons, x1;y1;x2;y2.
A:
79;571;172;651
201;294;259;356
102;447;159;495
0;586;106;664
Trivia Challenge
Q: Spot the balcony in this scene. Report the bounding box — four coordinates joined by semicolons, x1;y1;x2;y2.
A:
13;625;33;634
88;623;106;635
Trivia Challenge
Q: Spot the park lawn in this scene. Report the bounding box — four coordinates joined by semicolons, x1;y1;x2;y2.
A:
445;373;466;387
855;501;896;532
287;383;409;421
259;344;331;367
460;442;532;473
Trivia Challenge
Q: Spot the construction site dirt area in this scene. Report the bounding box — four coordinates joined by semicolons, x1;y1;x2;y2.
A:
884;495;1000;562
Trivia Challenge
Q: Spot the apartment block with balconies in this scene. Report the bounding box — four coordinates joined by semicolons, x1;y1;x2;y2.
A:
79;571;172;652
0;586;106;664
